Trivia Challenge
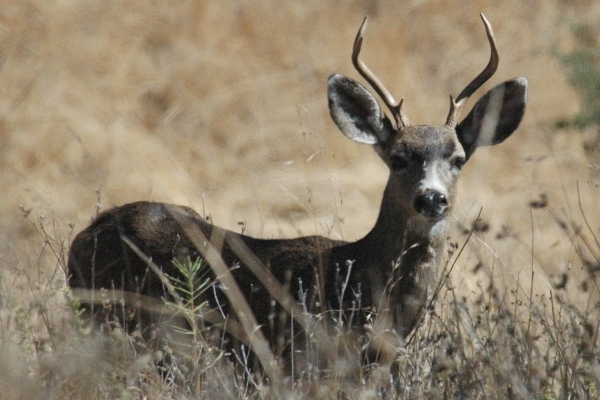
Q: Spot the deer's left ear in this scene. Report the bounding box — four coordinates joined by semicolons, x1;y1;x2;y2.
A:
456;77;527;160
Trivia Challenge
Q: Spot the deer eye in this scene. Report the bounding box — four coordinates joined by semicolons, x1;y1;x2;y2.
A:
390;155;408;171
453;156;466;170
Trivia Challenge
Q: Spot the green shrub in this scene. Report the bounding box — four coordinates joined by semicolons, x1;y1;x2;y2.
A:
555;22;600;155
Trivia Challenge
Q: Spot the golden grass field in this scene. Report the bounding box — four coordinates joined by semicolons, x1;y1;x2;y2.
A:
1;0;600;398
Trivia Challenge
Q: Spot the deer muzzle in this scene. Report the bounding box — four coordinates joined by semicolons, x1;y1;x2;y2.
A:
413;190;448;220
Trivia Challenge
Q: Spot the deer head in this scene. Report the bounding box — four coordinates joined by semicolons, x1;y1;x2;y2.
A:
327;14;527;228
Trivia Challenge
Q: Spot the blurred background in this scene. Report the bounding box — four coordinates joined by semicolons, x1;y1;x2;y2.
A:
0;0;599;334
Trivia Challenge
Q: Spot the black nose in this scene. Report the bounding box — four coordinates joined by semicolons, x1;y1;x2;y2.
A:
413;190;448;218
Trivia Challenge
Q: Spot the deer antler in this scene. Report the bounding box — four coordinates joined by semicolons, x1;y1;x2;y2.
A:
352;16;410;130
445;13;499;128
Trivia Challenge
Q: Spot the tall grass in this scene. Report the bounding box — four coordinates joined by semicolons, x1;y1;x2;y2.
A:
1;203;599;399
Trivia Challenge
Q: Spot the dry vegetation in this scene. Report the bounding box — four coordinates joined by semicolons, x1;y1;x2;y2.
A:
1;0;600;398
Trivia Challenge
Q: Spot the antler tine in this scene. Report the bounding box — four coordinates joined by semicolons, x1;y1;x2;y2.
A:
352;16;410;129
446;13;499;128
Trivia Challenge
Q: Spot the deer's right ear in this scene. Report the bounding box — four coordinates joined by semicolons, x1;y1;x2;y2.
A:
328;74;393;144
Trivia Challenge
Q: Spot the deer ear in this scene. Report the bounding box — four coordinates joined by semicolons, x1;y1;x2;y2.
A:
328;74;393;144
456;77;527;160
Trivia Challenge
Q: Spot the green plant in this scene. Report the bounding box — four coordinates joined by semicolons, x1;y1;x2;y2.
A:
160;256;227;393
555;22;600;155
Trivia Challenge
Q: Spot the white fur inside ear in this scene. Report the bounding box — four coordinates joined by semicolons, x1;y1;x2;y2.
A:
330;96;379;144
478;83;505;147
327;74;387;144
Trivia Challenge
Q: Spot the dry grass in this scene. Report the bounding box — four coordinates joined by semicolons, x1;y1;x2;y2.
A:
1;0;600;398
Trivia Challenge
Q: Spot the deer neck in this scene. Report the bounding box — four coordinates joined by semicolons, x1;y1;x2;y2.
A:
365;177;448;267
359;175;447;306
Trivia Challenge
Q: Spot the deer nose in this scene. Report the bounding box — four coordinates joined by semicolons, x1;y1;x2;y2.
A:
413;190;448;219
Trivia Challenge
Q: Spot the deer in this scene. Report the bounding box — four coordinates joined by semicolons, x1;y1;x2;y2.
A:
67;14;527;375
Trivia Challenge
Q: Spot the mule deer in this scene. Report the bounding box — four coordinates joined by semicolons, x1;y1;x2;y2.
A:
68;14;527;368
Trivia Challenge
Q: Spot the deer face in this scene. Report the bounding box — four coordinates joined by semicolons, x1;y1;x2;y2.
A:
385;125;465;221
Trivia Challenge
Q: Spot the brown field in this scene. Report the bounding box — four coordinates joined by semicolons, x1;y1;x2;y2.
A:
1;0;600;398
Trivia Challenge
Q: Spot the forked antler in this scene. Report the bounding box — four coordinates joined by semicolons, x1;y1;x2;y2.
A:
352;16;410;130
445;14;499;128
